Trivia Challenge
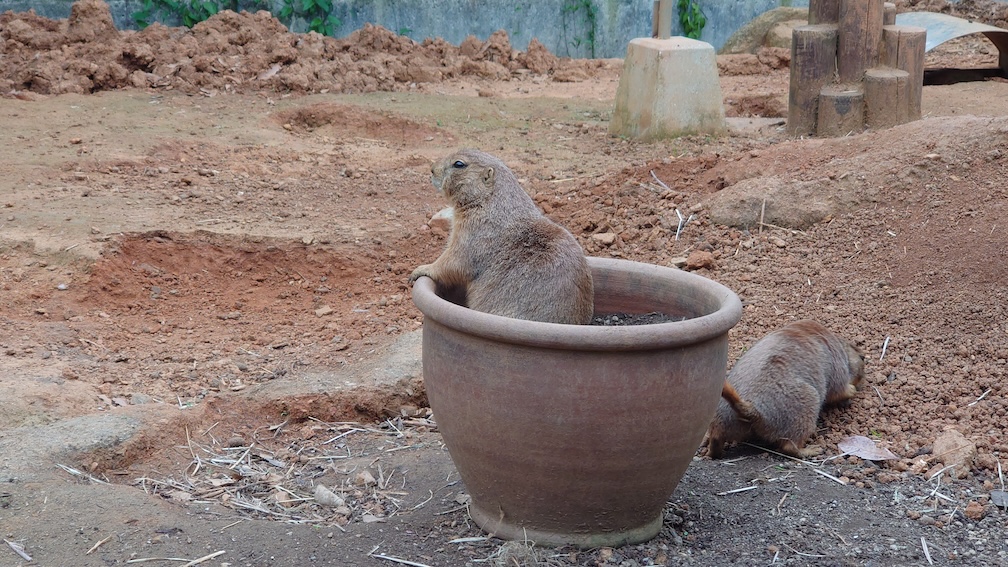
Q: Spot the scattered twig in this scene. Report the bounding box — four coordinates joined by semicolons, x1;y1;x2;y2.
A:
435;504;469;516
781;542;826;558
774;493;788;516
448;536;490;544
880;336;891;361
717;485;758;496
86;534;113;555
368;549;433;567
926;468;957;503
650;170;671;191
921;537;933;565
218;520;243;532
674;208;694;241
813;469;847;485
4;539;31;561
56;463;109;485
741;442;820;466
758;198;767;234
181;550;226;566
126;551;226;565
228;444;253;470
967;388;992;407
410;490;435;511
872;385;884;402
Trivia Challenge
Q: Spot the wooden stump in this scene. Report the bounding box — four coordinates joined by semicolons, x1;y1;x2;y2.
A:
817;85;864;137
810;0;841;24
787;24;839;136
864;68;909;128
883;2;896;25
838;0;884;82
880;25;926;119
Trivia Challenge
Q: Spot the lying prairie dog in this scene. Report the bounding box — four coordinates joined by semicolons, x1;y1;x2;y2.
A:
707;320;865;459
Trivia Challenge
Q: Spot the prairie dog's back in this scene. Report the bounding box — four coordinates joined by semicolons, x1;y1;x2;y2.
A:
707;320;863;459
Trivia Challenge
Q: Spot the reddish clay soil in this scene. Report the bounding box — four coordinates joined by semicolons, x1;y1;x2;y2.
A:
1;1;1007;566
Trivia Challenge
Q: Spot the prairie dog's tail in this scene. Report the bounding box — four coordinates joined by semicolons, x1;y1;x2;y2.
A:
721;382;761;423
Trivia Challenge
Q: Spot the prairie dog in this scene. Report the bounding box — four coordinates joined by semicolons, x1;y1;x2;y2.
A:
707;320;865;459
409;149;594;324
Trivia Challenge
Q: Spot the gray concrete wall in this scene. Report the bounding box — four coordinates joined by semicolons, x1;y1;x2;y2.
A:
0;0;809;57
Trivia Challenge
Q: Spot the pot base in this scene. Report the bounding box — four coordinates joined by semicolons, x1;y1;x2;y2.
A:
469;502;664;549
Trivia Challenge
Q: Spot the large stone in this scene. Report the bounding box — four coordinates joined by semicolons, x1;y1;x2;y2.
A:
609;37;727;141
705;175;865;230
720;7;811;54
932;429;976;480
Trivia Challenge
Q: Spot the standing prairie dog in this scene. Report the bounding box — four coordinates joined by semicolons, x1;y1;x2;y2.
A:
409;149;594;325
706;320;865;459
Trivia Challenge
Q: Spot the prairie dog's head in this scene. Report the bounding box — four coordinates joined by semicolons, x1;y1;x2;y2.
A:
845;342;866;387
825;341;865;403
431;149;505;207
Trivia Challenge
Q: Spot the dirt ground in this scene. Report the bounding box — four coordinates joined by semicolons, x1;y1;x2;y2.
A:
1;1;1008;565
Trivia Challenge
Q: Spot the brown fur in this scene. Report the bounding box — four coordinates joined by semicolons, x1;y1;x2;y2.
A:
409;149;594;324
706;320;865;459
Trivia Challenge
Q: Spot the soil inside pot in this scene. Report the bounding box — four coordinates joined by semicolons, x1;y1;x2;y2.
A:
592;312;685;326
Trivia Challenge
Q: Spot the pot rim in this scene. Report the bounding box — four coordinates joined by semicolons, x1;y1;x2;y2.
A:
411;256;742;351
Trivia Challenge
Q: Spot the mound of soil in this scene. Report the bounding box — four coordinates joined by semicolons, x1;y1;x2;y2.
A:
0;0;615;95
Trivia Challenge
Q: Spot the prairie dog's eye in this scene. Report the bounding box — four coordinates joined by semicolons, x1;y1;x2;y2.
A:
452;160;466;168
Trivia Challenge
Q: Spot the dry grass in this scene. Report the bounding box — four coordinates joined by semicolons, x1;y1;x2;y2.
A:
133;414;438;527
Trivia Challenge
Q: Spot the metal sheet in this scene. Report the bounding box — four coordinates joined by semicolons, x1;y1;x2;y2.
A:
895;11;1008;52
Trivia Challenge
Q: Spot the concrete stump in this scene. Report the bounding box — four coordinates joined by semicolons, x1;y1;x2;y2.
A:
609;37;727;140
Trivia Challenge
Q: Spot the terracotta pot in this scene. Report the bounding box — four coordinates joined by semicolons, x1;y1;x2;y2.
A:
411;257;742;548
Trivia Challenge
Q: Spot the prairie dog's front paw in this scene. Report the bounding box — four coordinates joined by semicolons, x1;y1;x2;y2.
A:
409;264;435;283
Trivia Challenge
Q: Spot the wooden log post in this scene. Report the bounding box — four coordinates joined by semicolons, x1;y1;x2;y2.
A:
809;0;841;24
880;25;926;119
838;0;884;83
883;2;896;25
864;68;909;128
787;24;839;136
817;84;865;137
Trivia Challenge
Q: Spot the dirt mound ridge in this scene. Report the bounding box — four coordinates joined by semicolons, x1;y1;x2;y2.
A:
0;0;608;96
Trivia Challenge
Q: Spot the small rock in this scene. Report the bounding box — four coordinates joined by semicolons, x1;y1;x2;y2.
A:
964;501;986;520
315;305;333;317
591;232;617;246
932;429;976;479
273;487;297;508
355;470;377;486
770;236;786;248
685;250;717;270
669;256;688;268
313;484;345;507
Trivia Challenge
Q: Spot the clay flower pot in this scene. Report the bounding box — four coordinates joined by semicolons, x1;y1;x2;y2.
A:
411;257;742;548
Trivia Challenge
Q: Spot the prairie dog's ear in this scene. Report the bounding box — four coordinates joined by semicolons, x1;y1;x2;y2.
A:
483;166;495;186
